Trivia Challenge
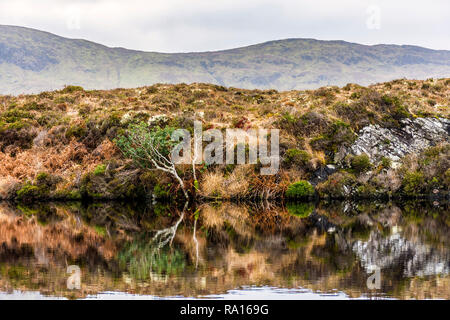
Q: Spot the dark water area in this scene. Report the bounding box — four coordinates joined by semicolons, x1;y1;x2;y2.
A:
0;200;448;300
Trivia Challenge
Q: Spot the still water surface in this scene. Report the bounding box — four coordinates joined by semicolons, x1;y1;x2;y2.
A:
0;200;448;300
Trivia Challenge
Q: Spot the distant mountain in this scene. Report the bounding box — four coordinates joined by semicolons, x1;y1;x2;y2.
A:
1;25;450;94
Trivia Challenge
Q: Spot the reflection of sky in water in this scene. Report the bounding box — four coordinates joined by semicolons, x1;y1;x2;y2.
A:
1;287;352;300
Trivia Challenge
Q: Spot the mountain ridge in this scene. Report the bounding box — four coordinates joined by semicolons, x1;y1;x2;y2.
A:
1;25;450;95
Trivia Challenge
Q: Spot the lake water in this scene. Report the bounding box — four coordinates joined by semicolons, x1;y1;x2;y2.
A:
0;200;448;300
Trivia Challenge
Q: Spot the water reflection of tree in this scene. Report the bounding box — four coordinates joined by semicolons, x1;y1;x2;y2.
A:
117;202;190;280
1;200;449;299
118;238;187;280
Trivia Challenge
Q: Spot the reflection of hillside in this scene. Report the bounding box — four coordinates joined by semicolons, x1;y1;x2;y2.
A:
0;202;118;262
0;201;448;299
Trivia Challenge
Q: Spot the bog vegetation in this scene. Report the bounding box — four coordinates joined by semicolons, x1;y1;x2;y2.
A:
0;78;448;202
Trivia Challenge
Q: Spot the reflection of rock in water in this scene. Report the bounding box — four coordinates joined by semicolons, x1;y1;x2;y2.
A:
308;211;337;233
353;231;450;277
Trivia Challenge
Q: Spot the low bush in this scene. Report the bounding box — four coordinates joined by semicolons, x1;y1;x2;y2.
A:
402;171;425;195
284;149;311;167
350;154;372;174
285;180;315;198
61;85;84;94
316;171;357;198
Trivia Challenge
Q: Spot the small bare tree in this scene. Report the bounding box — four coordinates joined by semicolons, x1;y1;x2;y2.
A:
115;122;189;200
192;122;202;191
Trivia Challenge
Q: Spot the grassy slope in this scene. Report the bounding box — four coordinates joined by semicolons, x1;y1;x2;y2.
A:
0;77;448;201
1;25;450;94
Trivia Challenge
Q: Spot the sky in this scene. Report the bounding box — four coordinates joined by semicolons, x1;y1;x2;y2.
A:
0;0;449;52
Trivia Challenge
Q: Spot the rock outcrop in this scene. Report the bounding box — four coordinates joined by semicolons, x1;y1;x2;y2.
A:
336;117;450;167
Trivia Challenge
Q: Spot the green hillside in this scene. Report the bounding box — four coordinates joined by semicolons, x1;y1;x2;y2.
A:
1;25;450;94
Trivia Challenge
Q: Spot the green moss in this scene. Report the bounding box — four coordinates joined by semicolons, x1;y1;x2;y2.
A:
16;183;48;202
285;180;315;198
93;164;106;176
421;145;442;166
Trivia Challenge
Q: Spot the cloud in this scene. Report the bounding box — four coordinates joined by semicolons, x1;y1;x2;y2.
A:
0;0;449;52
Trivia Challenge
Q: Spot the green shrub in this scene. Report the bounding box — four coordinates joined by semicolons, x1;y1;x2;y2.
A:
379;95;411;122
316;171;357;198
285;180;315;198
381;157;392;169
61;85;84;94
146;86;158;94
310;120;356;156
284;149;311;167
23;101;46;111
351;154;372;173
402;171;425;195
444;168;450;187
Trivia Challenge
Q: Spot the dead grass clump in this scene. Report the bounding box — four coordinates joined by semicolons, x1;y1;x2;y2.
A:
224;165;251;197
200;165;251;198
200;170;225;197
0;176;20;199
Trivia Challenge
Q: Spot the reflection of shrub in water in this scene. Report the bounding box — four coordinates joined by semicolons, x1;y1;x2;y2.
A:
16;203;62;226
286;202;314;218
118;237;187;280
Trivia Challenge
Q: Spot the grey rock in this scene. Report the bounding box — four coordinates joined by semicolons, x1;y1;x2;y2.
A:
337;117;450;167
310;164;337;185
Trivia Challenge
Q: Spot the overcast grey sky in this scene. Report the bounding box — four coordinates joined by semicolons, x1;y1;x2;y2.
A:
0;0;449;52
